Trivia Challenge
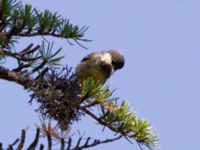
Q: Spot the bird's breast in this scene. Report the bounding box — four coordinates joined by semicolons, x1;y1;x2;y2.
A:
75;61;113;84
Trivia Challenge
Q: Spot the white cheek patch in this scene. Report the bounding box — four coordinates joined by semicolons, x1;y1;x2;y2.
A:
101;53;112;64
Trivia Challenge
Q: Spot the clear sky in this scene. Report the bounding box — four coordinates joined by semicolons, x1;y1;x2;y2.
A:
1;0;200;150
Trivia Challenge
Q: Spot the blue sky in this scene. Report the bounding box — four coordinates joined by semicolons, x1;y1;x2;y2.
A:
1;0;200;149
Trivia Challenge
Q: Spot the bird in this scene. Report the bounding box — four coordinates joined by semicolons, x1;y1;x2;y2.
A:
75;49;125;84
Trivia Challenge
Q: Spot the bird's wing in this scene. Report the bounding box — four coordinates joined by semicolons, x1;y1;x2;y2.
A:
80;52;99;62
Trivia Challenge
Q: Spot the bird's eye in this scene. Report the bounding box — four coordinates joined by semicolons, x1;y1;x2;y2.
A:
112;60;124;70
111;60;116;65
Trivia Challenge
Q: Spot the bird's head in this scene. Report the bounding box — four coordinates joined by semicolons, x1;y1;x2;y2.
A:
108;50;125;71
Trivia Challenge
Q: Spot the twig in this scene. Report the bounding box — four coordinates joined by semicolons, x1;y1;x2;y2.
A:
13;63;31;72
39;144;44;150
27;128;40;150
47;133;52;150
11;139;19;147
81;108;117;132
8;145;13;150
98;111;110;120
136;142;144;150
71;135;123;150
1;49;40;62
20;45;40;55
16;129;26;150
60;138;65;150
0;143;2;150
19;43;33;54
74;137;82;149
67;138;72;150
30;60;47;74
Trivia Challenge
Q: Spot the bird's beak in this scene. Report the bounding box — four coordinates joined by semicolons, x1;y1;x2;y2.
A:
111;68;114;75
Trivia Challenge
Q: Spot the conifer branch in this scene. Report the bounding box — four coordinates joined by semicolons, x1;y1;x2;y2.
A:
0;0;158;150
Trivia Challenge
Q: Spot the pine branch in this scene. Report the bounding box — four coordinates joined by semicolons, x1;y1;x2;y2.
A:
80;79;158;149
0;65;158;150
0;0;90;48
0;1;159;150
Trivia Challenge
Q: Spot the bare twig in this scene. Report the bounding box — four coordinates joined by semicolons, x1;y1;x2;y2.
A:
20;45;40;55
19;44;33;54
8;145;13;150
27;128;40;150
71;135;123;150
0;49;40;62
74;137;82;149
16;129;26;150
30;60;47;75
67;138;72;150
60;138;65;150
47;133;52;150
136;142;145;150
0;143;2;150
39;144;44;150
11;139;19;147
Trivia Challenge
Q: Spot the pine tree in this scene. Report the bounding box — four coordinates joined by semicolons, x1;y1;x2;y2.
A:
0;0;158;149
